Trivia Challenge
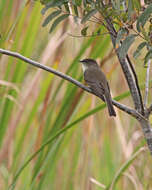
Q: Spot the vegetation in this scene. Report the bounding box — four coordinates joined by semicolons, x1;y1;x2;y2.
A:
0;0;152;189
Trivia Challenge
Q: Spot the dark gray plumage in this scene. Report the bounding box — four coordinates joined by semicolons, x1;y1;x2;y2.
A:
80;58;116;117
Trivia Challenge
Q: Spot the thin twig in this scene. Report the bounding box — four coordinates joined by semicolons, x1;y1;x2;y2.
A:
67;32;110;38
144;59;151;108
92;15;107;27
0;48;141;119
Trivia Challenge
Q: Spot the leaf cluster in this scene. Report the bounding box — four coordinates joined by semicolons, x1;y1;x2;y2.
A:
40;0;152;64
116;3;152;66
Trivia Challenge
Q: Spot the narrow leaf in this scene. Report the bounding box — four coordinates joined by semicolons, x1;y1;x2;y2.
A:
128;0;134;20
118;34;137;59
81;9;97;24
133;42;147;59
42;10;62;27
81;26;89;36
41;0;66;15
134;0;141;11
49;14;69;33
136;3;152;32
75;0;82;6
96;28;101;35
111;0;117;9
144;50;152;65
73;5;79;16
64;2;70;13
111;0;120;10
109;147;146;190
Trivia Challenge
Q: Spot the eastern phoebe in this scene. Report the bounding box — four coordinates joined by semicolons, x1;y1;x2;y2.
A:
80;58;116;117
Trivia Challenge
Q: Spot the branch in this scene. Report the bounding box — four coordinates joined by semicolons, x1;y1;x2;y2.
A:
100;17;152;154
126;55;144;114
99;4;143;114
0;48;86;90
0;48;140;119
117;55;143;112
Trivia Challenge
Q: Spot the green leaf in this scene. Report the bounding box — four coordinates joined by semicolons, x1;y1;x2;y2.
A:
81;26;89;36
42;10;62;27
82;0;93;6
81;9;97;24
73;5;79;16
96;28;101;35
109;147;146;190
73;0;82;6
115;28;128;47
49;14;69;33
144;50;152;65
136;3;152;32
64;2;70;13
10;90;132;189
41;0;67;15
111;0;117;9
111;0;120;10
118;34;137;59
134;0;141;12
128;0;134;20
133;42;147;59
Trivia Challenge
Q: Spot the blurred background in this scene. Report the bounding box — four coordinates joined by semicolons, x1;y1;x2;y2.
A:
0;0;152;189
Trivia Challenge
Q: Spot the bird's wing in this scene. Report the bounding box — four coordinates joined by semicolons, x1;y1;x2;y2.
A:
84;78;104;101
83;67;116;116
88;81;105;100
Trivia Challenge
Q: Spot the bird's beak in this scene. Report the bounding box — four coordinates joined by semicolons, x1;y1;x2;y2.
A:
79;60;83;63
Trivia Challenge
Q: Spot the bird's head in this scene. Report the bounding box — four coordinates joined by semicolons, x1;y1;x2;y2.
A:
79;59;98;72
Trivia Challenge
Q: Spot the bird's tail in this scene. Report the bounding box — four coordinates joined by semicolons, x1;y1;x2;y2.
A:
104;92;116;117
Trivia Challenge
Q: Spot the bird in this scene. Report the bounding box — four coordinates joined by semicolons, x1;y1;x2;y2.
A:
80;58;116;117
